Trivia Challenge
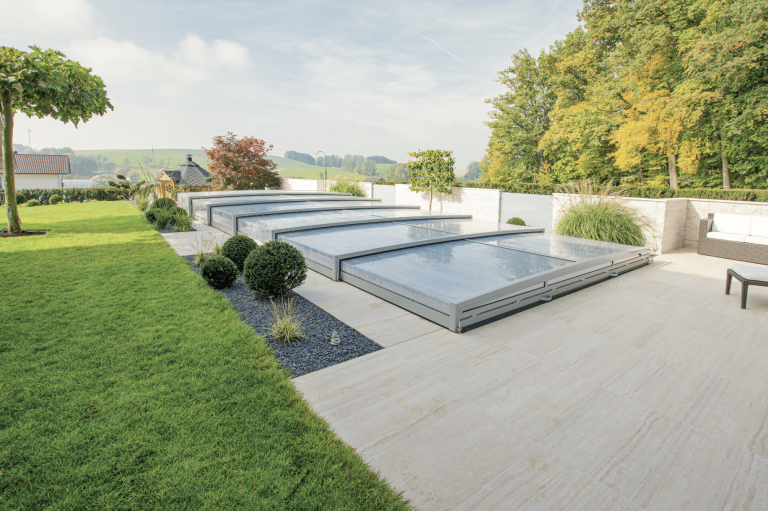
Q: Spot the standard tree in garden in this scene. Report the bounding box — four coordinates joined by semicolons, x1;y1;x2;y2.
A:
407;149;455;210
0;46;112;233
203;132;280;190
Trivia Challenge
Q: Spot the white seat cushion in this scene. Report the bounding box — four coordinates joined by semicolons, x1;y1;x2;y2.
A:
749;216;768;237
707;231;747;242
731;264;768;282
745;236;768;246
712;213;752;235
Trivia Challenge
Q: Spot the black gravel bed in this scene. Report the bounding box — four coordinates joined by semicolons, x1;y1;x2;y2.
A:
182;255;382;377
157;225;196;233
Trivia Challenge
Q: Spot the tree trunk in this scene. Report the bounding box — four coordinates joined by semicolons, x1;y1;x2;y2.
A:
720;134;731;189
429;190;433;211
668;154;678;190
1;93;21;233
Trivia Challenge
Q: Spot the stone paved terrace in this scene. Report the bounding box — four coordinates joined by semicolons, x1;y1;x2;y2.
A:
293;248;768;510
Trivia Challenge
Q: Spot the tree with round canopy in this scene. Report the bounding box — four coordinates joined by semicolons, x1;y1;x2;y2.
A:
1;46;112;233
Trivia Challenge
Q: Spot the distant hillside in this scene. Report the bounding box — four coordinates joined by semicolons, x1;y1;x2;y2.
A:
71;149;373;181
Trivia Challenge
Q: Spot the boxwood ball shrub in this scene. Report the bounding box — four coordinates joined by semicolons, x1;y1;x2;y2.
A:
49;194;63;205
15;193;27;204
26;199;40;207
144;209;158;223
200;255;238;289
151;197;176;210
243;240;307;298
507;217;526;226
221;234;259;272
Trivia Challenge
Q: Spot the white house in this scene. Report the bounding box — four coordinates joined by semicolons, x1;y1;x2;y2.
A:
0;152;71;190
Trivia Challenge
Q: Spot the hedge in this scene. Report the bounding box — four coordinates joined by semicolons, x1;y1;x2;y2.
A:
8;188;121;205
461;182;768;202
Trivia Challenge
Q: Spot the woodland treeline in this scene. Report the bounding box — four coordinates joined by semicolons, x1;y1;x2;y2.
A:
284;150;396;170
480;0;768;189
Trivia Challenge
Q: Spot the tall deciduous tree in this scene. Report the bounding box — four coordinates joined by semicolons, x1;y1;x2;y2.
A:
203;132;280;190
483;49;557;183
407;149;455;210
0;46;112;232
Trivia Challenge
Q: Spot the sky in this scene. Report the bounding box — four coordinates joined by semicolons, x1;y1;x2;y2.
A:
2;0;583;168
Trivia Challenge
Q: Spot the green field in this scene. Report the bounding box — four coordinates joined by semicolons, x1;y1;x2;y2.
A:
0;201;408;510
74;149;395;181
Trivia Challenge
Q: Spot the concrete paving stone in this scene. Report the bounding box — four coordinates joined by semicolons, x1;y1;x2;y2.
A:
325;377;471;459
688;377;768;458
385;329;496;374
607;359;717;423
473;360;605;444
721;345;768;394
371;404;536;511
421;343;538;401
356;312;443;348
631;425;768;511
648;329;739;376
539;392;681;501
455;448;629;511
293;351;427;414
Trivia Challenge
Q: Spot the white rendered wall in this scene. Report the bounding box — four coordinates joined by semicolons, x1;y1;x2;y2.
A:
2;174;63;190
395;184;502;222
552;194;690;253
279;177;324;191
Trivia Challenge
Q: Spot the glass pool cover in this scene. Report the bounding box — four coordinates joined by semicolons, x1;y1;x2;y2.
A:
196;193;652;331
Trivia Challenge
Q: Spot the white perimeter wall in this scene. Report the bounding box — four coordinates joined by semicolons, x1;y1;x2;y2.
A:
394;184;501;222
1;174;62;190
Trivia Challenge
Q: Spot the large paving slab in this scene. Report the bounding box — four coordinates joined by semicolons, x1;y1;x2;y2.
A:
294;248;768;510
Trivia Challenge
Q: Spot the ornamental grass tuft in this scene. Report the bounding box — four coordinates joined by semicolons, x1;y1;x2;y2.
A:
555;180;649;246
328;176;365;197
268;297;309;343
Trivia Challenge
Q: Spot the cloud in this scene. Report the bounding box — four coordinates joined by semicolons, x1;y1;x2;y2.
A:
66;34;250;99
0;0;95;39
175;34;249;68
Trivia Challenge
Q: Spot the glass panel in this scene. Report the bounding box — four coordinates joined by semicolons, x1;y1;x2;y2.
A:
395;218;529;235
340;240;572;314
500;192;553;232
278;223;457;269
237;209;376;242
210;200;379;227
472;233;640;261
357;209;446;218
191;194;360;214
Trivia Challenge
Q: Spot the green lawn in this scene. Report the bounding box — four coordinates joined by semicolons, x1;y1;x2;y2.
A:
0;202;408;510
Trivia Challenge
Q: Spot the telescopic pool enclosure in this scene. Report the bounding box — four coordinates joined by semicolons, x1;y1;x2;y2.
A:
178;191;653;332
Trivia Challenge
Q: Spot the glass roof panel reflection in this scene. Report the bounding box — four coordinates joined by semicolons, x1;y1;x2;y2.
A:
210;201;380;226
395;218;529;235
340;239;573;313
278;222;457;269
237;209;376;242
472;233;641;261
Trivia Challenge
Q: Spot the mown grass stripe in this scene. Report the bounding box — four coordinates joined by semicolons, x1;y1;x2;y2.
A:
0;201;408;510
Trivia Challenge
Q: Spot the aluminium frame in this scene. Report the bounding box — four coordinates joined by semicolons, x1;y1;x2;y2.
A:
197;196;383;225
180;190;350;214
287;228;545;280
339;245;652;332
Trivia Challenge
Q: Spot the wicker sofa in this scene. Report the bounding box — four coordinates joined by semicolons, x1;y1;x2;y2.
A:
698;213;768;264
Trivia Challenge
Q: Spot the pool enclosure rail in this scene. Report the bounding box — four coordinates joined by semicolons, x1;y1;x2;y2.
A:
217;205;423;233
340;246;652;332
266;214;473;241
293;228;545;280
180;190;350;214
199;197;382;225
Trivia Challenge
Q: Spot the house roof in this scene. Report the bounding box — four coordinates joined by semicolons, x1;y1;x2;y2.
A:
365;176;384;182
156;155;211;187
0;153;71;175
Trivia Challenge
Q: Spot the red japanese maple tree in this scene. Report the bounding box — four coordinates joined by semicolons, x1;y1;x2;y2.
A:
203;132;280;190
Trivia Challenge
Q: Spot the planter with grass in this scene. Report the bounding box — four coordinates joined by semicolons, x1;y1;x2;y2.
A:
555;181;648;246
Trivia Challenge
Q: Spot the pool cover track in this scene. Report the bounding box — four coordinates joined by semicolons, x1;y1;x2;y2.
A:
178;191;653;332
